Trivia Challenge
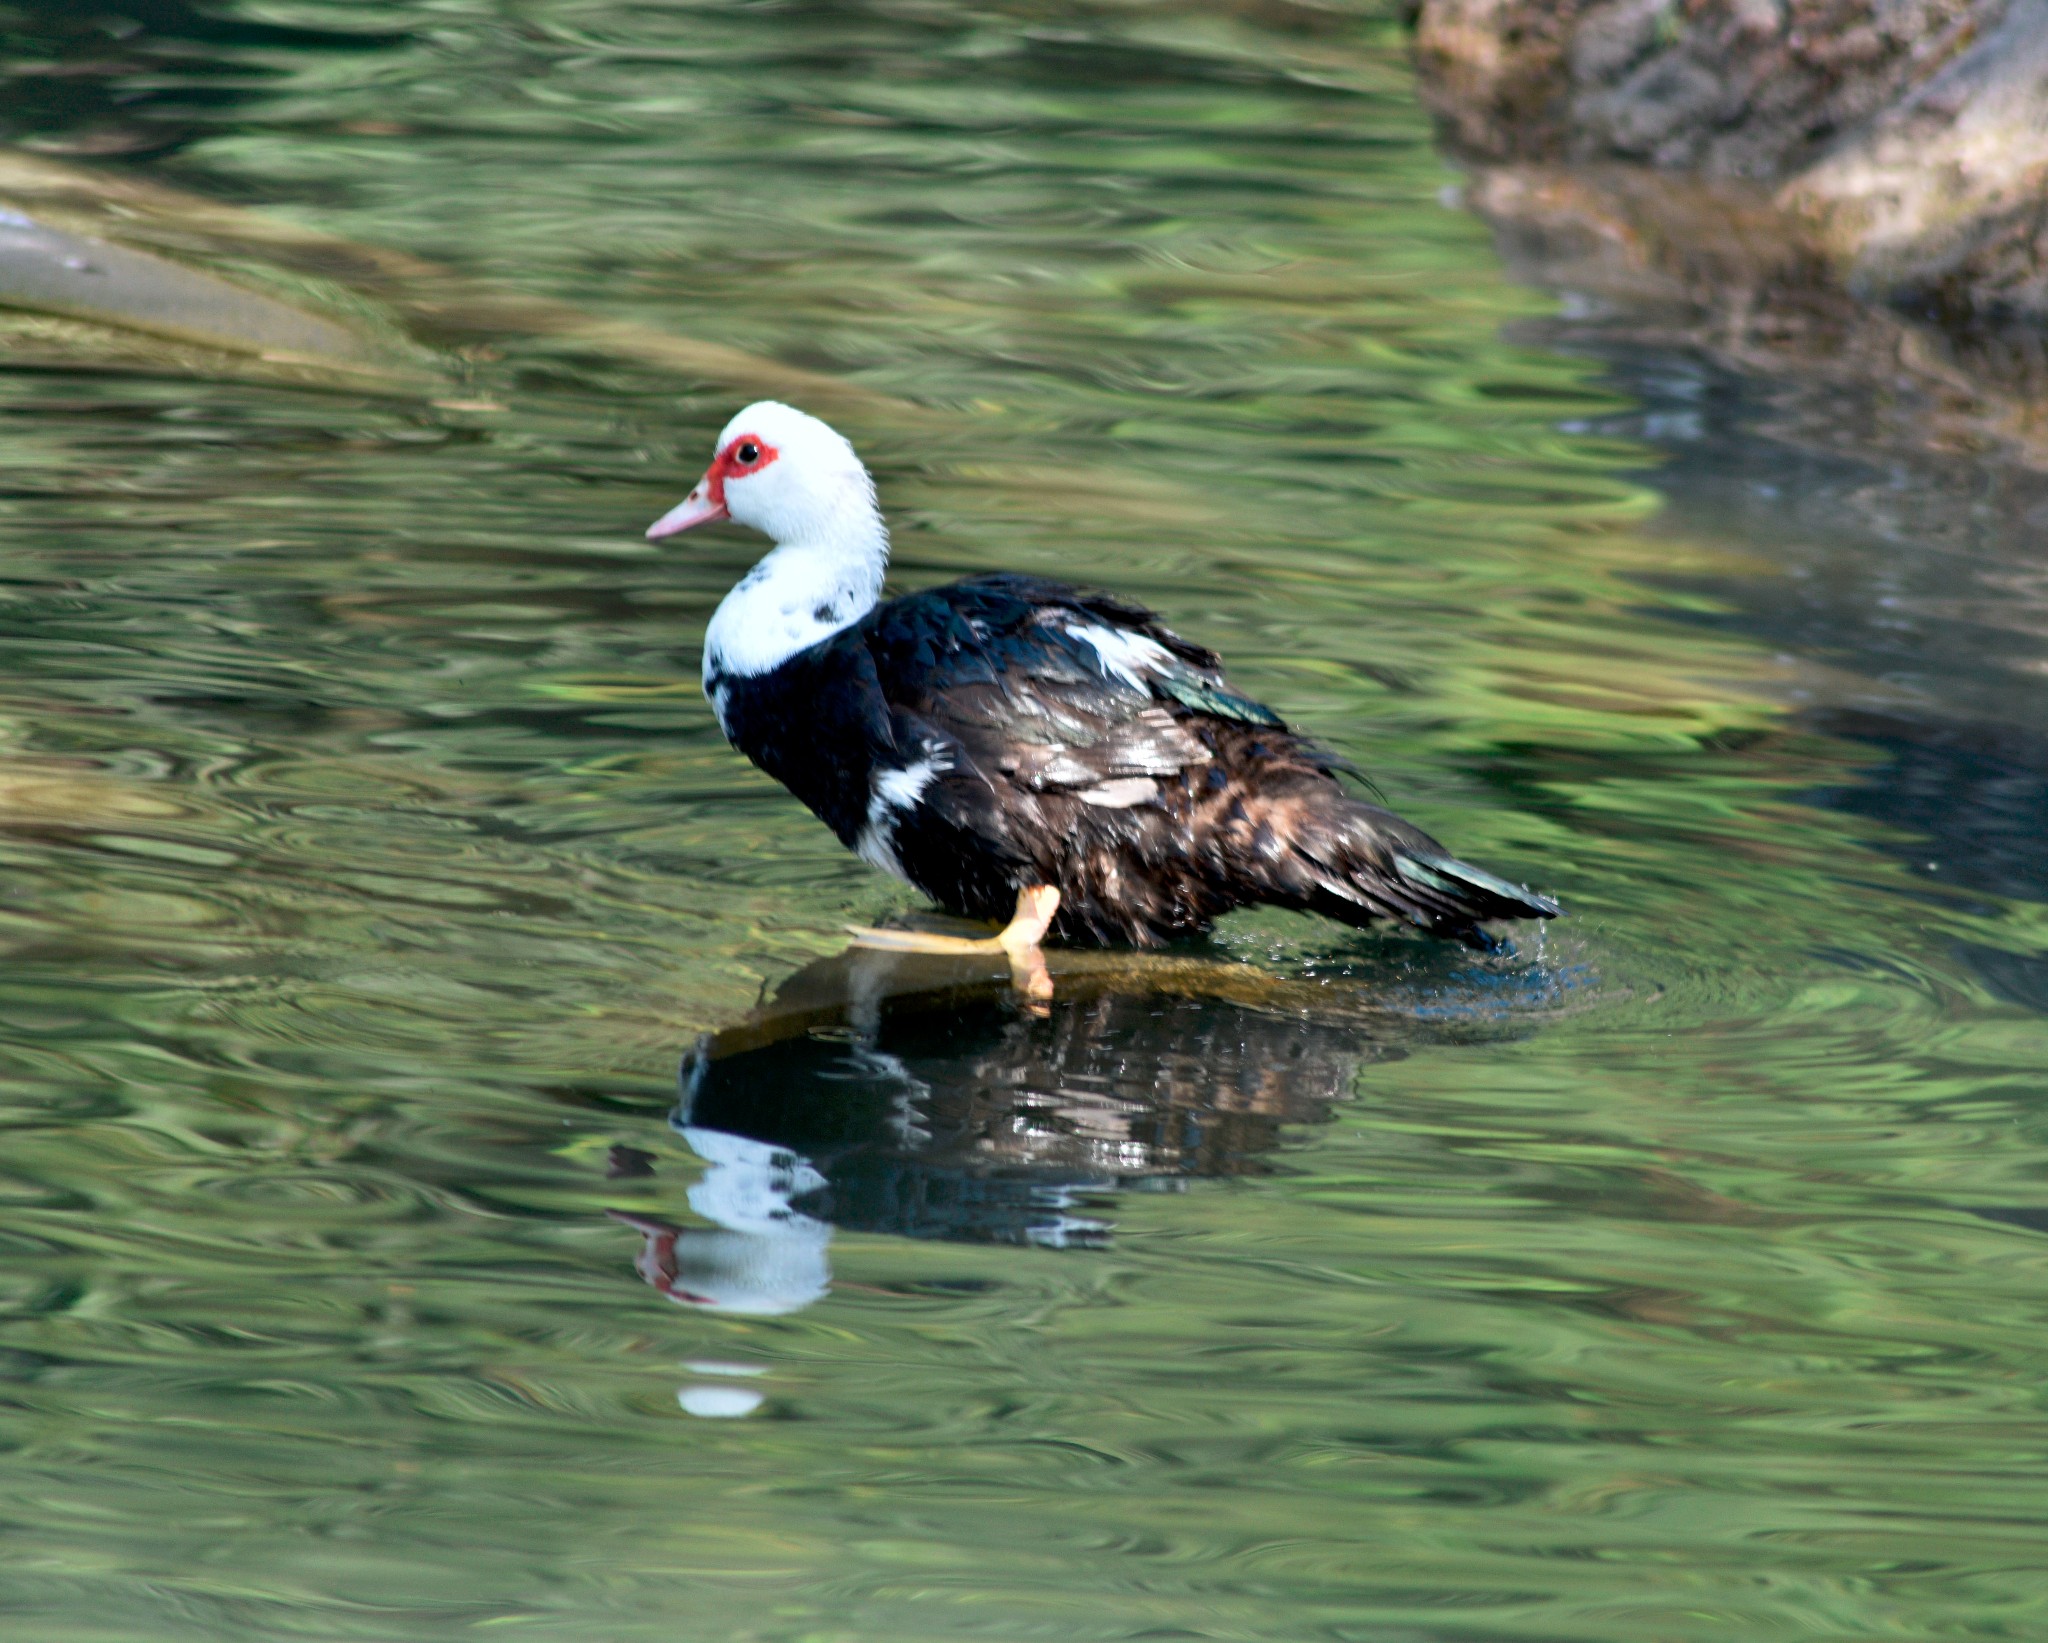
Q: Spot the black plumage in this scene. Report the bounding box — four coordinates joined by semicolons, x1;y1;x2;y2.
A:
713;572;1558;948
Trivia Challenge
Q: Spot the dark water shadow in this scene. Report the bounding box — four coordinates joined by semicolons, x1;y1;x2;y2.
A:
609;941;1590;1315
0;3;408;160
1462;161;2048;964
1503;326;2048;1002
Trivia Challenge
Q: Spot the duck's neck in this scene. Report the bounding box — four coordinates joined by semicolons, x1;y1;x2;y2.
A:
702;512;888;686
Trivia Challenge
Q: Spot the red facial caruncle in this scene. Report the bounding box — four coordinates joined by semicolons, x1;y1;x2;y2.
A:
645;433;781;540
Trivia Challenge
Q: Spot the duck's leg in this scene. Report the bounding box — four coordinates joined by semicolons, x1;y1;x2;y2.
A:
847;885;1061;1003
996;884;1059;1004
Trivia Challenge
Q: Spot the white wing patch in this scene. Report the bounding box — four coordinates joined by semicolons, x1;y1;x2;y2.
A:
1078;776;1158;808
855;755;946;882
854;828;907;880
1068;623;1173;689
875;761;940;810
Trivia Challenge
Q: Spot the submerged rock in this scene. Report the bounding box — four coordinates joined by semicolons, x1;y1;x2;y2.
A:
0;146;1217;533
0;145;909;413
0;207;411;378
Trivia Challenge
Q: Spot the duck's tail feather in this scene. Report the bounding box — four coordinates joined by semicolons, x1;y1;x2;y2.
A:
1274;794;1560;946
1392;848;1562;923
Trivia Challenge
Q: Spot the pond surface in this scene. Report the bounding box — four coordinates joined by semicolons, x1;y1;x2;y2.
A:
1;3;2045;1639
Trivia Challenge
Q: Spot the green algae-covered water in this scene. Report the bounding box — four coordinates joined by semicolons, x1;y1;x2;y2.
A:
1;4;2045;1639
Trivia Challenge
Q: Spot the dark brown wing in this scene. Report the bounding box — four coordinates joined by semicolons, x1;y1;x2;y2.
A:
859;576;1557;946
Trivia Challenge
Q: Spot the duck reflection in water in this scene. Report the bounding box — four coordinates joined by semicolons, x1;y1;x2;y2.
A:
612;938;1575;1316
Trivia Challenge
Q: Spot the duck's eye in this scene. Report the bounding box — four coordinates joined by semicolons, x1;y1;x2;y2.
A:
734;440;760;465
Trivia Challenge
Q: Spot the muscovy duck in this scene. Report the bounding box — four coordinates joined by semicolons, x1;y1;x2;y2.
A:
648;402;1558;992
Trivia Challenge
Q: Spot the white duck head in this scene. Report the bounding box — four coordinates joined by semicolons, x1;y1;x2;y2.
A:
648;402;890;685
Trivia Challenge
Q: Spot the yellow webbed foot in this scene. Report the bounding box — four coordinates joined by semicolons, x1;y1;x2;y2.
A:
847;885;1061;1006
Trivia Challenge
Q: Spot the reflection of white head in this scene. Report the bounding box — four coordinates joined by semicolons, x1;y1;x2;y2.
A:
638;1127;831;1317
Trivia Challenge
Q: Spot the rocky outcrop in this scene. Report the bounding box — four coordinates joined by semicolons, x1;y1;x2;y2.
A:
1412;0;2048;321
